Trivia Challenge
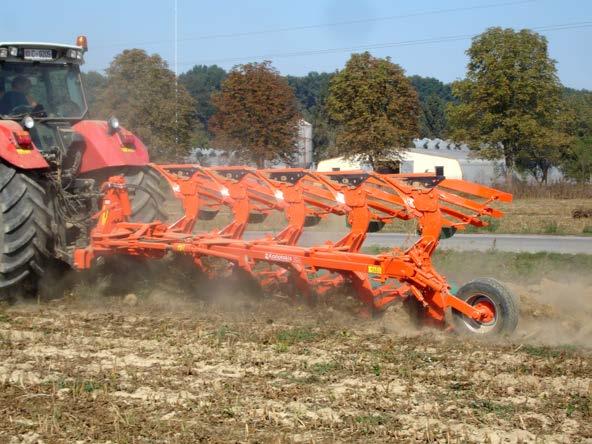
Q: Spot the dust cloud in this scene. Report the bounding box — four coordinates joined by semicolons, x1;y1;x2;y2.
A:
10;251;590;349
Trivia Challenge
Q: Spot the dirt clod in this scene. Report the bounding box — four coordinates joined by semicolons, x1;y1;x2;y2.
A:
123;293;138;307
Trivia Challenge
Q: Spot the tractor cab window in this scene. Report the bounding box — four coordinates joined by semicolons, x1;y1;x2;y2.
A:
0;62;86;119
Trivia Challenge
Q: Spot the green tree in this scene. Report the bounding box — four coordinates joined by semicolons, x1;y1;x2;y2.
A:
564;88;592;138
287;72;334;111
420;94;448;139
410;76;454;139
562;137;592;183
516;113;573;183
80;70;107;118
448;27;568;182
409;75;454;103
409;76;454;139
326;52;419;166
287;71;336;160
179;64;227;128
95;49;195;160
210;61;300;167
561;89;592;182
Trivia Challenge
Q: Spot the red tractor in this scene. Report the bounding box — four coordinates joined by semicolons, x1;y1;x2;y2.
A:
0;37;165;300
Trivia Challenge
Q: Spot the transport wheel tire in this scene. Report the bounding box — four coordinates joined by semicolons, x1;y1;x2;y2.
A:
119;167;167;223
451;278;519;337
0;163;51;302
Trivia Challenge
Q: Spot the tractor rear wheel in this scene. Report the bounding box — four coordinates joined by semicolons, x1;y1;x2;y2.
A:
451;278;519;337
120;167;167;223
0;163;51;302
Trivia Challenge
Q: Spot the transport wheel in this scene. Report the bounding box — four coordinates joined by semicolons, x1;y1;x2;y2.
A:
451;278;519;337
0;163;51;302
120;167;167;222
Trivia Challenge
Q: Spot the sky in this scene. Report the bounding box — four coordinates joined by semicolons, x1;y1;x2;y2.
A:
1;0;591;89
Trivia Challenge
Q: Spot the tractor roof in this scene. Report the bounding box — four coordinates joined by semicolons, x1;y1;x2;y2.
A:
0;42;85;64
0;42;82;50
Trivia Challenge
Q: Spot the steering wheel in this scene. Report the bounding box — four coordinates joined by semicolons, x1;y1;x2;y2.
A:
8;103;47;117
9;104;34;115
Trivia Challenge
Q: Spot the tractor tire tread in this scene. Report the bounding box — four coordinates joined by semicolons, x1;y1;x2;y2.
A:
121;167;167;223
0;163;51;297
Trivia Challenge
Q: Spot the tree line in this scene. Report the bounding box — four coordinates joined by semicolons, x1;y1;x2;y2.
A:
83;26;592;183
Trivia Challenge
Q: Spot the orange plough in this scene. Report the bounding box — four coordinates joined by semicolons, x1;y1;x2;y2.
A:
73;165;518;337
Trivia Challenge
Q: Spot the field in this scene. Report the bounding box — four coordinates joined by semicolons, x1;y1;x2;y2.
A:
463;199;592;235
382;198;592;236
1;251;591;443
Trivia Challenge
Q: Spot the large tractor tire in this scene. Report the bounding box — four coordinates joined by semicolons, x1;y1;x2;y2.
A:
120;167;167;223
0;163;51;301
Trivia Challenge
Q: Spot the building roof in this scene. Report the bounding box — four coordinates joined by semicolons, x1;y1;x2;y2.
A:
409;138;493;162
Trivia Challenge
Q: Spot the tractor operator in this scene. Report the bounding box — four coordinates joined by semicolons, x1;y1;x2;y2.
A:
0;76;37;114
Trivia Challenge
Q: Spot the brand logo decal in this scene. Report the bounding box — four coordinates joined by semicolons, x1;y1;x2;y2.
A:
264;252;293;263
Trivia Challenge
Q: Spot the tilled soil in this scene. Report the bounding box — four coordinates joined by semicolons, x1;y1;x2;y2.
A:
1;283;590;444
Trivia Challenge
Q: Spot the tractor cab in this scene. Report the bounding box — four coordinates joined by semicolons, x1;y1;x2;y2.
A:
0;39;87;119
0;38;88;153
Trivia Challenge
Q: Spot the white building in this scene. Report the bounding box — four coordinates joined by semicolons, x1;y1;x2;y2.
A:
317;138;504;184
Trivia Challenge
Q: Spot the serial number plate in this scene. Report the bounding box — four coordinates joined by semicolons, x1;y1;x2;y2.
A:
24;49;53;61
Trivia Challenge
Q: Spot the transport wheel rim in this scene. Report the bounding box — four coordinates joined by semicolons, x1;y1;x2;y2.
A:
461;294;498;333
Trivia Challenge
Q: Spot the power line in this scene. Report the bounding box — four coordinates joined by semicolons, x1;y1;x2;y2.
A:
177;21;592;66
178;0;537;42
94;0;538;48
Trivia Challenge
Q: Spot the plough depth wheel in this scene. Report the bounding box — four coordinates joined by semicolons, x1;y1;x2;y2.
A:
451;278;519;336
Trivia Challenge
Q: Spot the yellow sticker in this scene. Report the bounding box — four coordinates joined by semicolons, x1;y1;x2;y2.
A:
368;265;382;274
16;149;31;155
174;244;186;252
100;210;109;225
121;147;135;153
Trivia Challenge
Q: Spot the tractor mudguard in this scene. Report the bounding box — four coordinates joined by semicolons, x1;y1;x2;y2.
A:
0;121;49;169
73;120;149;174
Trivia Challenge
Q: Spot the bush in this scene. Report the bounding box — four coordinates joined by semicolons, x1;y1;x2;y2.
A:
543;220;560;234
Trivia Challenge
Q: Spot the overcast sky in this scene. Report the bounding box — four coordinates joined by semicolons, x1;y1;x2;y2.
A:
2;0;591;89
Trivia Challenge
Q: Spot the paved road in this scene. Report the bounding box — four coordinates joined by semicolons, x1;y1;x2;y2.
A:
244;231;592;254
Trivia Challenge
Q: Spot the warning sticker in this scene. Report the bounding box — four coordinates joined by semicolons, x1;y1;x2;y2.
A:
367;265;382;274
100;210;109;226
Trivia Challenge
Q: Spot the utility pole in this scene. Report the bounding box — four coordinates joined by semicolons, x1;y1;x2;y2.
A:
174;0;179;144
